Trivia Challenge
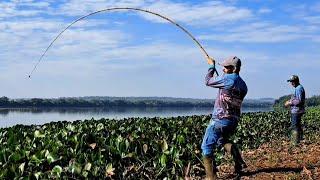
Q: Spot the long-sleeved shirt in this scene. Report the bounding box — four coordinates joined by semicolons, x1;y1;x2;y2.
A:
290;84;305;114
205;68;248;120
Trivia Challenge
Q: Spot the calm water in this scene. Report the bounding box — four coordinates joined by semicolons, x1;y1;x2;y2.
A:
0;107;272;128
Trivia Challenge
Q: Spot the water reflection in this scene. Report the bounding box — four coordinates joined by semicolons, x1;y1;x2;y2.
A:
0;107;210;115
0;107;272;128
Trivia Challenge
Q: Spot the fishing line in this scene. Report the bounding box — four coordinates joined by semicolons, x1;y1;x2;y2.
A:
28;7;218;78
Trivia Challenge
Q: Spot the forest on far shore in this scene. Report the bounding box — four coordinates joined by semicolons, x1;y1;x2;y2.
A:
0;96;274;108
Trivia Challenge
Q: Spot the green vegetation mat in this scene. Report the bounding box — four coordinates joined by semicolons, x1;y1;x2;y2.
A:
1;107;320;179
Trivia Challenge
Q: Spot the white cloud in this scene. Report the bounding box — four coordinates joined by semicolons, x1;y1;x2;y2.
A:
141;1;252;26
0;28;130;69
52;1;252;26
55;0;146;16
47;29;131;59
300;15;320;25
0;1;49;18
199;22;317;43
0;19;65;64
286;2;320;25
0;19;62;32
18;1;51;8
0;17;119;62
258;8;272;14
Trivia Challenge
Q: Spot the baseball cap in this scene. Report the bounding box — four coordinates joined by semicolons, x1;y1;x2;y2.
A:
287;75;299;82
219;56;241;67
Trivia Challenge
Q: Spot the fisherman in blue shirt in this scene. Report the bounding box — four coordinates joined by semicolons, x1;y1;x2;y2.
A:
285;75;305;146
202;56;248;179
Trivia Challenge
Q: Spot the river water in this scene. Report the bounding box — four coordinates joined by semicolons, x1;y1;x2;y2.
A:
0;107;272;128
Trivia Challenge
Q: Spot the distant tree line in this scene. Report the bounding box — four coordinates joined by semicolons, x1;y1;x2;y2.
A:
273;95;320;110
0;96;273;108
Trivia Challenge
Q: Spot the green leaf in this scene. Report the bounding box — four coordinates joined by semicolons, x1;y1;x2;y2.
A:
105;163;115;177
68;161;82;174
18;162;25;175
84;162;92;171
160;154;167;167
46;152;57;164
96;123;104;131
143;144;148;153
161;139;168;152
30;154;43;166
82;171;88;177
51;165;62;178
125;139;130;151
34;172;42;180
177;135;185;144
66;124;75;131
34;130;45;138
9;152;22;162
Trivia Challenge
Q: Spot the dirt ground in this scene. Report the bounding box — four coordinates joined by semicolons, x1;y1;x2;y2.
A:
191;140;320;179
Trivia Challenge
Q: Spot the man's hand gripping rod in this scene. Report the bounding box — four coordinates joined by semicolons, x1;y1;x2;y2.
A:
207;57;219;76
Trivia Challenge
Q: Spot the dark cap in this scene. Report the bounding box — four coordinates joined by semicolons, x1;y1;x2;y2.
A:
287;75;299;82
219;56;241;67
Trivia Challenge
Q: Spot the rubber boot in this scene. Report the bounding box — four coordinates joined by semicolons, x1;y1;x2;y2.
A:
203;156;218;180
291;130;299;146
299;128;303;142
224;143;247;175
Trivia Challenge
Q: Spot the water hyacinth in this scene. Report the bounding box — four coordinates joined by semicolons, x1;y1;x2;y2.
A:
0;107;319;179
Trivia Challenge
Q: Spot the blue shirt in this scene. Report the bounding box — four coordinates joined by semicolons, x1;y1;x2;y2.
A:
205;68;248;120
290;84;305;114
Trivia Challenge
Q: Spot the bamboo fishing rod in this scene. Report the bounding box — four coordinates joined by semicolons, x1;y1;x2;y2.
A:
28;7;218;78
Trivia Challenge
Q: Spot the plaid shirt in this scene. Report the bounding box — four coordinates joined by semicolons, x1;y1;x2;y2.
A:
205;68;247;120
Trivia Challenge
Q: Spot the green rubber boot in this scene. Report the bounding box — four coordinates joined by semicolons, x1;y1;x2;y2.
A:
203;156;218;180
291;130;299;146
224;143;247;175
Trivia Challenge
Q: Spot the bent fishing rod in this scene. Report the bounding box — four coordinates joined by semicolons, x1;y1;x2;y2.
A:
28;7;219;78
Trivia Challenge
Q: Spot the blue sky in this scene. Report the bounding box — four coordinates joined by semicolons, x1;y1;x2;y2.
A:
0;0;319;99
